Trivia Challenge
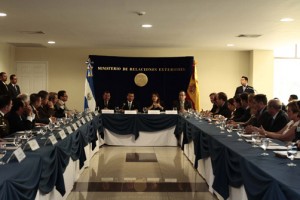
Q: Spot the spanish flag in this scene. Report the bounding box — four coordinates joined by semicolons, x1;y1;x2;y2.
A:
187;60;200;111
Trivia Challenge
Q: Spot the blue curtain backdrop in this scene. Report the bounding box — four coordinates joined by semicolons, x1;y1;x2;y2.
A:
89;55;194;110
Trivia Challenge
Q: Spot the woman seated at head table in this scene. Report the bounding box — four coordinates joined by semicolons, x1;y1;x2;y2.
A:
147;92;164;111
250;101;300;142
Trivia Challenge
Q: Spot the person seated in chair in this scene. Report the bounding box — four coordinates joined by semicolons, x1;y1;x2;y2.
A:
173;91;193;113
147;92;164;111
121;92;140;112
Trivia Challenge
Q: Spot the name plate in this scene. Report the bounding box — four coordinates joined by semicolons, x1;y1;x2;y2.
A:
165;110;178;114
124;110;137;114
101;109;114;114
14;147;26;163
58;130;67;140
49;135;58;145
28;139;40;151
76;120;82;127
72;123;78;130
81;118;86;124
66;126;73;134
148;110;160;114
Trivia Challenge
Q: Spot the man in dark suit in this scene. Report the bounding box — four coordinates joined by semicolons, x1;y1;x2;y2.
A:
215;92;231;119
245;94;274;133
173;91;193;113
7;74;21;99
5;99;35;134
0;72;10;96
266;99;289;132
234;76;254;97
121;92;140;112
97;91;115;110
0;95;12;138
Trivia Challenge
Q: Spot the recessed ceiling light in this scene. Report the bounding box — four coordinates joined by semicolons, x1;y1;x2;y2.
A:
227;44;235;47
280;18;294;22
142;24;152;28
48;41;55;44
0;13;7;17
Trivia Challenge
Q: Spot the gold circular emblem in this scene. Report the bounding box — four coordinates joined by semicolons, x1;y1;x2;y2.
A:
134;73;148;87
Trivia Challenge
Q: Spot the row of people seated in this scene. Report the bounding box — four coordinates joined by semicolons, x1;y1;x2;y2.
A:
0;90;73;138
97;90;193;113
208;91;300;145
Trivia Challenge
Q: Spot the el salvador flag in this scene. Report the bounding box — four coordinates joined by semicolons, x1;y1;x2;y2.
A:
84;58;96;111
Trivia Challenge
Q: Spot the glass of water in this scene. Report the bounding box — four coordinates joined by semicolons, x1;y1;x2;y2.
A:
287;143;298;167
260;138;270;156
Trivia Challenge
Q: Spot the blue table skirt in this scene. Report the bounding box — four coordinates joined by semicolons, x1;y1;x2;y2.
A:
0;115;101;200
181;116;300;200
101;114;179;139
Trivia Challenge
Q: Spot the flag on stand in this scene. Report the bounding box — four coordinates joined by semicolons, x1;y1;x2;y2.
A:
84;58;96;111
187;60;200;111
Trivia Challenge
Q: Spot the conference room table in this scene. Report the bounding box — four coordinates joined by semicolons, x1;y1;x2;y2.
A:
1;112;300;200
0;113;101;200
180;115;300;200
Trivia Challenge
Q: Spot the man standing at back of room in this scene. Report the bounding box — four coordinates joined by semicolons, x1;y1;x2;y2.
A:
0;72;10;96
234;76;254;97
7;74;21;99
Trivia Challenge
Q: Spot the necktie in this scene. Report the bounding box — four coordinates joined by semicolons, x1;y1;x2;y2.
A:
129;102;132;110
180;101;184;110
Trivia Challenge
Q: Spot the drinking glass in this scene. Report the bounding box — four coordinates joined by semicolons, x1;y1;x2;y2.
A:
143;107;148;113
173;107;177;111
14;136;22;147
287;143;298;167
260;138;270;156
227;124;233;133
48;122;55;134
251;132;260;147
115;106;120;114
0;144;7;165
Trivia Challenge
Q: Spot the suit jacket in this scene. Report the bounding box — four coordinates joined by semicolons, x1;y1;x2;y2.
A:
173;100;193;111
234;107;251;122
5;112;34;134
234;85;254;97
210;103;218;114
251;107;272;130
268;110;290;132
97;99;115;110
54;103;66;118
122;101;140;112
38;105;55;119
215;102;232;119
232;107;246;121
31;105;50;124
7;83;21;99
0;113;10;138
0;81;9;96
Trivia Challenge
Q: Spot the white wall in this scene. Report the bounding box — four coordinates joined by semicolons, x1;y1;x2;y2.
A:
0;43;15;75
13;47;254;111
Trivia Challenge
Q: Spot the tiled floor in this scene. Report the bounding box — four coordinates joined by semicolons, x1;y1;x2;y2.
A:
66;146;217;200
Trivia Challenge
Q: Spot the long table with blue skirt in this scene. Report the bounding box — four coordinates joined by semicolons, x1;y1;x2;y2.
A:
99;113;180;146
1;113;300;200
0;113;101;200
179;115;300;200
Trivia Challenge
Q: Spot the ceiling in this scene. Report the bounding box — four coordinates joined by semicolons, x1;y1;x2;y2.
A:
1;0;300;50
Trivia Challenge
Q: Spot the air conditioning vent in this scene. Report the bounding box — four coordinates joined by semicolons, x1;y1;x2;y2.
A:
237;34;262;38
19;31;45;34
9;43;46;48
